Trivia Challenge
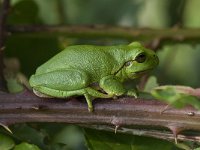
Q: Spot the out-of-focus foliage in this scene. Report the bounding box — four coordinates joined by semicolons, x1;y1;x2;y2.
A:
0;123;86;150
183;0;200;27
157;44;200;87
151;85;200;110
6;0;60;76
5;0;200;87
0;132;41;150
1;0;200;149
143;76;158;93
0;133;15;150
84;128;179;150
137;0;170;28
13;142;40;150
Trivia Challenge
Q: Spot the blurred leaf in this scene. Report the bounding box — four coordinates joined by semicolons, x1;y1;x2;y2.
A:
84;128;178;150
4;58;24;93
3;58;32;93
151;86;200;110
14;142;40;150
36;123;85;149
5;36;59;77
8;0;40;24
11;124;47;149
5;78;24;93
63;0;141;26
143;76;159;93
9;123;86;150
156;44;200;87
137;0;169;28
167;0;185;26
34;0;62;24
49;143;70;150
183;0;200;27
175;143;191;150
6;0;60;76
53;126;85;150
0;133;15;150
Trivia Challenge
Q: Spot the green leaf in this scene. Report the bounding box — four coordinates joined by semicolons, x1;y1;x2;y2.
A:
14;142;40;150
0;133;15;150
183;0;200;27
84;128;178;150
11;124;46;149
151;86;200;110
53;126;85;150
143;76;159;93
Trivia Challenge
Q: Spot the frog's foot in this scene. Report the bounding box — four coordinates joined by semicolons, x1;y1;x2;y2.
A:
84;93;94;112
113;95;118;100
126;89;138;98
84;87;114;112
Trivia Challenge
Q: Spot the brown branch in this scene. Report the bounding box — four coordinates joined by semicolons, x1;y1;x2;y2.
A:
6;25;200;44
0;0;10;91
1;90;200;143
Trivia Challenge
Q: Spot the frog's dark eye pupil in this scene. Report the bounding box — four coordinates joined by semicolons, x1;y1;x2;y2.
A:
135;53;146;63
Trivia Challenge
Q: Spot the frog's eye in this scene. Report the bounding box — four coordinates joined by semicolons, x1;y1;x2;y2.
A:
124;61;132;67
135;52;146;63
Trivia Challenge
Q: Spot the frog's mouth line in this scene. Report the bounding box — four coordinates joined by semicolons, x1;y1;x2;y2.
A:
132;68;153;76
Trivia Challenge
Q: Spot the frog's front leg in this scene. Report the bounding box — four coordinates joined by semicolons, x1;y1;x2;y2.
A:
99;75;138;98
99;75;126;97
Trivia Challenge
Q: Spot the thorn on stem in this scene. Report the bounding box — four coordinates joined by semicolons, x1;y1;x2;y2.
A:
111;116;123;134
168;125;184;144
160;104;171;114
187;112;195;116
0;123;12;134
115;125;119;134
174;134;178;144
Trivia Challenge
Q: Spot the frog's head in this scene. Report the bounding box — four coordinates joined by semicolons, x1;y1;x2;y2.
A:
123;42;159;79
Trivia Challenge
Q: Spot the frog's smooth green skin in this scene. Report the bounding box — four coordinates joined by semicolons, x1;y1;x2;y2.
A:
29;42;159;112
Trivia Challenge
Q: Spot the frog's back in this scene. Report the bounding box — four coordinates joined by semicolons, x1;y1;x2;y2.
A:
35;45;126;80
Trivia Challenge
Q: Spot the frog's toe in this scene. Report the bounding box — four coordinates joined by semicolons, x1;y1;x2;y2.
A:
88;106;94;112
112;95;118;100
127;90;138;98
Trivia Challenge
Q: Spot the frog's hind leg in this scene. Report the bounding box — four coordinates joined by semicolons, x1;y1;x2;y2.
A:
33;89;53;98
30;69;114;111
83;93;94;112
32;86;86;98
32;86;111;112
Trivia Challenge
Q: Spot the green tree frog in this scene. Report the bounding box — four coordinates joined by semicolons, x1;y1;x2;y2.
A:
29;42;159;111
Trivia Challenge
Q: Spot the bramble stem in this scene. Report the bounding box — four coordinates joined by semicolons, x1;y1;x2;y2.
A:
7;25;200;45
1;90;200;142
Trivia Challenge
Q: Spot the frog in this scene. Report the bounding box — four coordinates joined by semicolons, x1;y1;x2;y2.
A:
29;42;159;112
